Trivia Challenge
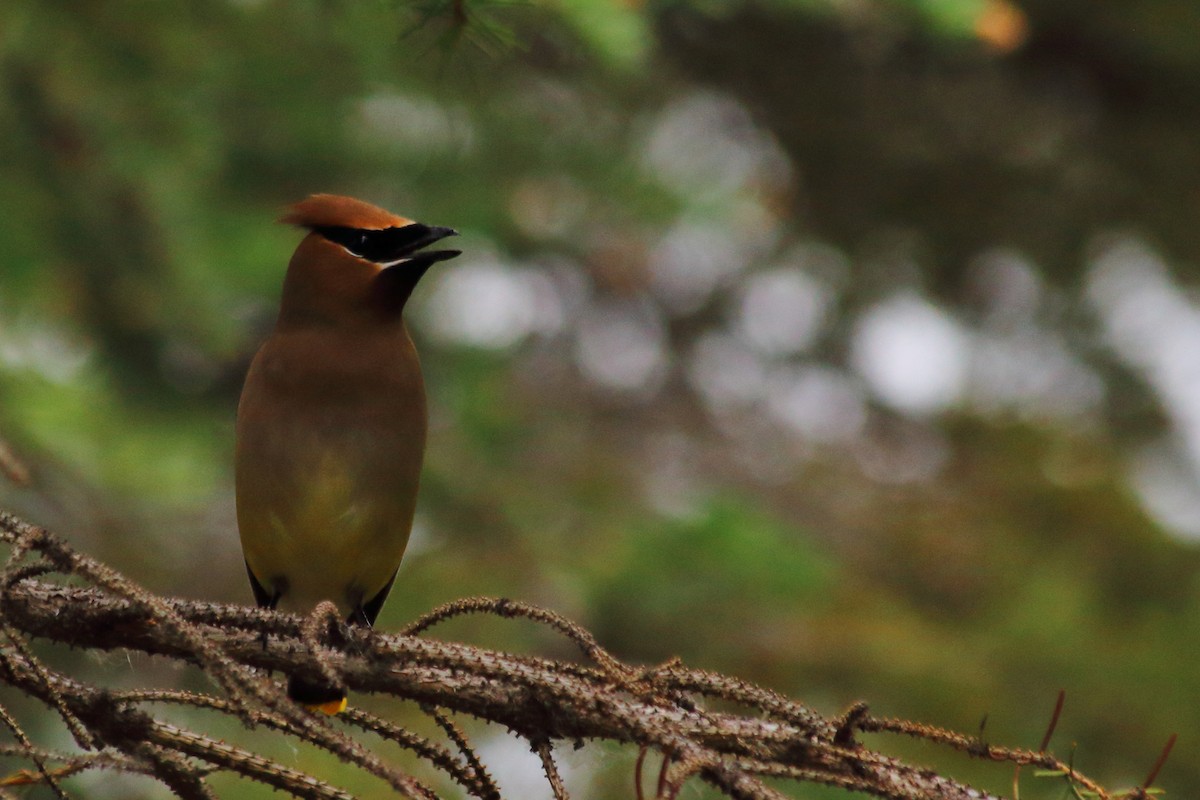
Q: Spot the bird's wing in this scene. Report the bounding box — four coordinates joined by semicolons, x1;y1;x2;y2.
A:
356;568;398;627
245;560;280;609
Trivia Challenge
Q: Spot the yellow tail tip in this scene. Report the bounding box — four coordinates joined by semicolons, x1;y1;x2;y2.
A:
307;697;348;715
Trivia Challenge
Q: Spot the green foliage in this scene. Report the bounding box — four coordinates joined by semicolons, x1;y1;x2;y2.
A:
589;496;836;666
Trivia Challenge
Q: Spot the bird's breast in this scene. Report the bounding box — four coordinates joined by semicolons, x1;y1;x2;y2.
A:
235;324;427;613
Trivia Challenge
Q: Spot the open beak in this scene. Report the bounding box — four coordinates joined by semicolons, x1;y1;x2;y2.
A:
381;224;461;269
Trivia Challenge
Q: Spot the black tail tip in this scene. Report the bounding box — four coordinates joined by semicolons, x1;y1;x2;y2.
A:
287;674;347;707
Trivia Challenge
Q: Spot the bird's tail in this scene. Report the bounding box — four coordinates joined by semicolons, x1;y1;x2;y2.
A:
287;673;348;715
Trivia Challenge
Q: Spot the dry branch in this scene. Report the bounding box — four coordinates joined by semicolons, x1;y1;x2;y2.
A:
0;510;1151;799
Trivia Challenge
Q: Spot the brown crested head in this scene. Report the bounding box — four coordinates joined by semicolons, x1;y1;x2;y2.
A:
280;193;413;231
276;194;460;327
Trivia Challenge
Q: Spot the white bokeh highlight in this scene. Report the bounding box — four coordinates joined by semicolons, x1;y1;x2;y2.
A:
851;293;970;416
649;220;749;314
737;268;831;356
968;329;1103;421
475;733;586;800
765;365;866;444
1087;234;1200;539
423;258;564;349
0;315;91;384
356;91;474;155
574;298;668;393
687;332;767;409
641;91;792;201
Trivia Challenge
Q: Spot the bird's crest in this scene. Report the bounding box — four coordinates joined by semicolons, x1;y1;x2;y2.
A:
280;194;413;231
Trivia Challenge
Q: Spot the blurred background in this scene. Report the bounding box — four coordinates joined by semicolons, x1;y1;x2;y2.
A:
0;0;1198;797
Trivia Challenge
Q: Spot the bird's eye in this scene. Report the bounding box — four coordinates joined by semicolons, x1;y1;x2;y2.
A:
314;226;374;258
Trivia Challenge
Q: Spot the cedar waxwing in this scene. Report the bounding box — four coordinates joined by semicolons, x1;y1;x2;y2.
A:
236;194;459;713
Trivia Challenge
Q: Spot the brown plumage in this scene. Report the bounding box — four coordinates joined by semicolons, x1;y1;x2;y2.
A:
236;194;459;711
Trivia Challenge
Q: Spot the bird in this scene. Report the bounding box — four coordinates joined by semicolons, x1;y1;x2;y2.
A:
235;194;460;713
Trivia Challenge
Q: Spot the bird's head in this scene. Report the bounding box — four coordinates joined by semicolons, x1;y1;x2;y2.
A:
276;194;460;327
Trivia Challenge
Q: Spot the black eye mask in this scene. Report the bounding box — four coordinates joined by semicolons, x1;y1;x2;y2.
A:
314;224;458;265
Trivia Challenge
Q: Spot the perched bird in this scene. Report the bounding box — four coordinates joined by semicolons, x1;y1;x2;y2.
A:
236;194;459;713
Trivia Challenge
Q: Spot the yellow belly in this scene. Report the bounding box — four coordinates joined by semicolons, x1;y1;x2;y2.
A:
240;447;414;616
